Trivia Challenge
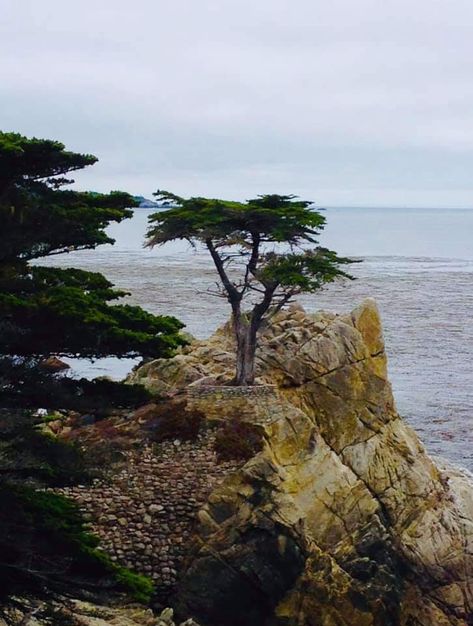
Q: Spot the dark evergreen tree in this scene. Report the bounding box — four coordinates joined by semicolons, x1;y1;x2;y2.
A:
0;131;184;613
0;131;184;364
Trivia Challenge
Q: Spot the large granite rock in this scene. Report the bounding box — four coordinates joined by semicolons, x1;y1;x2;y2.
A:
131;299;473;626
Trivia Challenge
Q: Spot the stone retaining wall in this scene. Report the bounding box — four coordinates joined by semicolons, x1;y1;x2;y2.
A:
58;432;239;600
186;384;279;426
186;384;278;399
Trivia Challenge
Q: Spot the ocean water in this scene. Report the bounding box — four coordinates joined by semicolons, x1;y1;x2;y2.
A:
40;208;473;469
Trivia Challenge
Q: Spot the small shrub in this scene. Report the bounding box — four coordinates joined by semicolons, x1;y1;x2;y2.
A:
214;418;264;462
113;566;154;603
148;398;204;443
82;440;127;469
92;419;120;439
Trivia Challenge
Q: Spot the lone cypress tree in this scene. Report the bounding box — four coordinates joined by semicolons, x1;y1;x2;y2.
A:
147;191;355;385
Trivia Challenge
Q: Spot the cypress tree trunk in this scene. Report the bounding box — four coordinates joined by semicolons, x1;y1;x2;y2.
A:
233;312;258;386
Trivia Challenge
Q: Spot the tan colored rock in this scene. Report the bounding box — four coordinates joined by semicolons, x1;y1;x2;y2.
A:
39;356;71;372
13;601;200;626
132;299;473;626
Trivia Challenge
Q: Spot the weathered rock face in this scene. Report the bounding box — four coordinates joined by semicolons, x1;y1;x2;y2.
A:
132;299;473;626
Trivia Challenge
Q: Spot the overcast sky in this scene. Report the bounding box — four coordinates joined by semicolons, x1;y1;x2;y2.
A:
2;0;473;207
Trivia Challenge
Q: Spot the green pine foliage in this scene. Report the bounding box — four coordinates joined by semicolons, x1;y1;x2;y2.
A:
0;131;185;362
0;357;152;413
0;485;154;606
0;131;184;610
1;265;183;358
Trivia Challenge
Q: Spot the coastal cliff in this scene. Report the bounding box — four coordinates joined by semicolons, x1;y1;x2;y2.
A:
129;299;473;625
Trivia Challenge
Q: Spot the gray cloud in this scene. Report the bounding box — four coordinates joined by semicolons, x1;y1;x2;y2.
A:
1;0;473;206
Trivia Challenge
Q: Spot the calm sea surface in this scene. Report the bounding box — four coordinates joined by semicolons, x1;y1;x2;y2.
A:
40;208;473;469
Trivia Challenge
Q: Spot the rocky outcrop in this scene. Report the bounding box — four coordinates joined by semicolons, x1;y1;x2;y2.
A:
131;299;473;626
3;602;199;626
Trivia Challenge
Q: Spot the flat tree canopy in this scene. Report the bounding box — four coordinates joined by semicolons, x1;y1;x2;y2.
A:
147;192;356;385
